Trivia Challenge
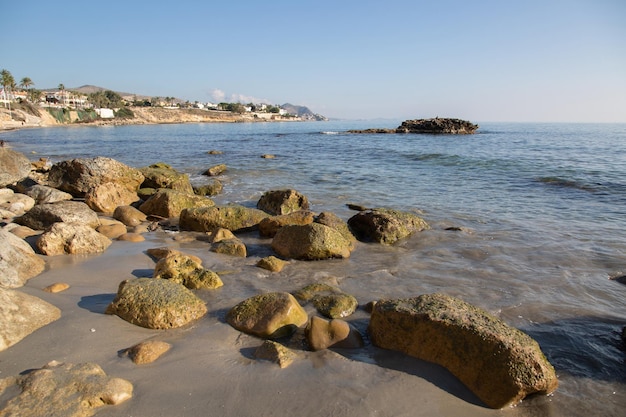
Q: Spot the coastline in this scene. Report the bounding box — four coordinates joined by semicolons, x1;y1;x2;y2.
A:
0;106;305;132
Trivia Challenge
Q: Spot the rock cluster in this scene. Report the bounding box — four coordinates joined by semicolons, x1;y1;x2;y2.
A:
0;148;559;412
348;117;479;135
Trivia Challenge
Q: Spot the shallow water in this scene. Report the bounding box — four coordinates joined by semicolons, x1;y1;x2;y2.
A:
1;121;625;416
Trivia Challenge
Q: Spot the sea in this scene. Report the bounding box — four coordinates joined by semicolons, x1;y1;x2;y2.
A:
2;120;625;416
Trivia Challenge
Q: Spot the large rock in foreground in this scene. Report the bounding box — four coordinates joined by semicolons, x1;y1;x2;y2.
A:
0;229;45;288
47;157;144;197
0;148;31;187
139;188;214;218
226;292;308;339
36;223;112;256
0;361;133;417
105;278;207;329
180;204;268;233
347;208;429;244
15;201;100;230
368;293;558;408
0;288;61;351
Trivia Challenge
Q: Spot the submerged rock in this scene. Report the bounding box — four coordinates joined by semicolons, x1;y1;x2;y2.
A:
0;361;133;416
347;208;429;244
226;292;308;339
368;293;558;408
106;278;207;329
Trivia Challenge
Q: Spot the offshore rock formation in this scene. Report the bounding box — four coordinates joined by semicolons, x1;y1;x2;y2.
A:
348;117;479;135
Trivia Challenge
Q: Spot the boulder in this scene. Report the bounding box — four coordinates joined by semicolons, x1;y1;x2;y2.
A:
306;316;364;351
258;210;315;237
0;148;31;187
8;224;40;239
315;211;356;249
96;223;127;239
139;162;193;193
254;340;296;368
36;223;112;256
293;283;358;319
121;340;172;365
146;247;203;265
0;189;36;217
347;208;429;244
271;223;352;260
24;184;73;204
84;182;140;213
139;188;214;218
153;253;223;290
226;292;308;339
180;204;269;233
193;179;223;196
106;278;208;329
257;189;309;215
0;287;61;351
256;256;288;272
0;229;46;288
0;361;133;416
117;232;145;242
47;156;144;197
203;163;227;176
15;201;100;230
113;205;147;227
211;238;247;257
368;294;559;408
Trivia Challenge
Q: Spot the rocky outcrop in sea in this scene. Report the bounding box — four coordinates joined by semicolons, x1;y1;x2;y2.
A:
348;117;479;134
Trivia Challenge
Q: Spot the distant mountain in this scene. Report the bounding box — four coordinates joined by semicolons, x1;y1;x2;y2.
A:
281;103;328;121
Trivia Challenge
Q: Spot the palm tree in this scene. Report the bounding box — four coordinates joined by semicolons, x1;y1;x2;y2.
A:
1;69;15;116
19;77;33;91
58;83;65;106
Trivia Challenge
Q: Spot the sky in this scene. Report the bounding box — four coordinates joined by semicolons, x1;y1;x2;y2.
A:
1;0;625;122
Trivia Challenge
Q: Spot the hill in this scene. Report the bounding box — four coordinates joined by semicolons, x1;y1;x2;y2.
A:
281;103;327;121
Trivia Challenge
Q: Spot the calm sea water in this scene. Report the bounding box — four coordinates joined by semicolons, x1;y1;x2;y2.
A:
2;121;625;415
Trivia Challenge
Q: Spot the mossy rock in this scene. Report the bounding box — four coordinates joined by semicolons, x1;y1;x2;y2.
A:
271;223;352;260
293;283;357;318
153;254;223;289
179;204;269;233
139;163;193;193
226;292;308;339
139;188;215;218
347;207;429;244
257;189;309;215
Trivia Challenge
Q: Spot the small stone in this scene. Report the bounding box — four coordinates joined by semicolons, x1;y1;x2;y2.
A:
97;223;127;239
306;316;364;351
207;150;223;155
43;282;70;293
146;247;203;265
256;256;288;272
261;154;276;159
123;340;172;364
254;340;296;368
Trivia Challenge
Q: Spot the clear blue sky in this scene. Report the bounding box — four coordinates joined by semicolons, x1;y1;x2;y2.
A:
1;0;625;122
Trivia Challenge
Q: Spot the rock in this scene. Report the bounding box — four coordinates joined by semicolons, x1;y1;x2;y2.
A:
261;154;276;159
0;361;133;416
0;229;46;288
0;189;36;217
193;179;223;196
254;340;296;368
24;184;73;204
0;287;61;351
43;282;70;293
306;316;364;351
207;150;223;155
368;294;559;409
9;224;40;239
96;223;127;239
256;256;288;272
0;148;31;187
36;223;112;256
211;238;247;257
139;162;193;193
117;232;145;242
396;117;479;134
122;340;172;365
207;227;236;242
226;292;308;339
271;223;353;260
153;254;223;290
146;247;203;265
258;210;315;238
180;204;269;233
84;182;140;213
30;156;50;172
315;211;356;249
113;205;147;227
347;208;429;244
15;201;100;230
106;278;208;329
139;188;215;218
293;283;358;318
257;189;310;215
47;156;144;197
137;187;156;200
203;163;227;176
